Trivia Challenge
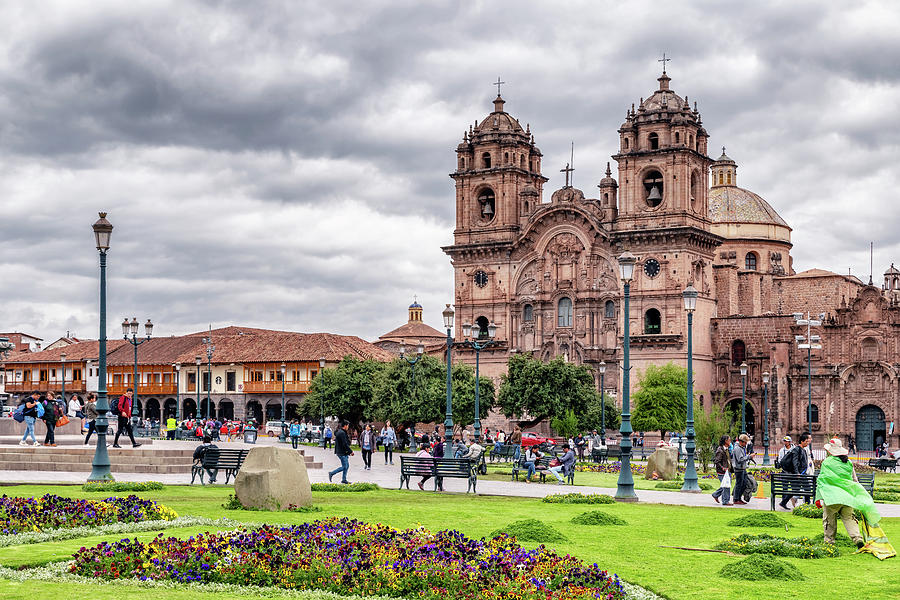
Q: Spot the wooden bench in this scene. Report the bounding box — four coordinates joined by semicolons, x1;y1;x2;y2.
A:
857;473;875;497
868;458;898;472
770;473;817;511
191;448;249;485
512;455;574;484
399;456;477;493
489;444;520;462
591;446;621;464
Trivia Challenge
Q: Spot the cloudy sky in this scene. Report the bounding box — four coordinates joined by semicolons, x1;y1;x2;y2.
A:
2;0;899;344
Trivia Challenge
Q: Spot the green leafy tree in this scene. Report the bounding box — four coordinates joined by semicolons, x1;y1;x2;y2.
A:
551;409;580;439
631;363;689;438
498;354;598;428
694;390;742;472
582;393;620;433
301;356;384;433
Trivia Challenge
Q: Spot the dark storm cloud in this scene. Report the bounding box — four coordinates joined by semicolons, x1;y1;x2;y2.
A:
1;0;899;343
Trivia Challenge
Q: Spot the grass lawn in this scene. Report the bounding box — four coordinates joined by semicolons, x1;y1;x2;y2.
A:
0;484;897;600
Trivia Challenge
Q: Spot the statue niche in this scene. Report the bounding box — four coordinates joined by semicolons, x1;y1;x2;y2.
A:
544;232;584;289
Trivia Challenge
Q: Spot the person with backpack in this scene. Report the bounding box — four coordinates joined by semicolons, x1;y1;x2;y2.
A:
777;433;810;510
17;391;41;447
42;392;61;446
327;420;354;484
83;393;99;444
112;389;142;448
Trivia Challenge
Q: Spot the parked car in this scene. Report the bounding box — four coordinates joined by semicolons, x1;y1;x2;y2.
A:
520;432;556;448
264;420;289;437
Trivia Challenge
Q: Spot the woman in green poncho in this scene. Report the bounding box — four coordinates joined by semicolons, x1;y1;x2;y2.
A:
814;437;879;547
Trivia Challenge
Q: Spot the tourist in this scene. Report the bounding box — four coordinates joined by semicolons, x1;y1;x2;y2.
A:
42;392;60;447
521;446;542;482
815;438;880;547
847;434;855;454
381;420;396;465
360;423;374;470
328;420;354;484
289;419;301;449
509;426;522;460
747;436;756;465
192;435;219;483
550;443;576;485
18;391;41;447
166;412;177;440
711;435;732;505
777;433;810;509
590;429;603;451
462;439;485;463
83;393;99;444
432;435;444;458
68;394;84;433
453;437;466;458
323;424;333;449
731;434;751;504
415;434;432;490
112;389;142;449
775;436;797;508
574;432;586;461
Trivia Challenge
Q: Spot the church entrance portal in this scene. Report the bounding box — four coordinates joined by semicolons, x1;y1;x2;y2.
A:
855;404;885;452
725;398;755;437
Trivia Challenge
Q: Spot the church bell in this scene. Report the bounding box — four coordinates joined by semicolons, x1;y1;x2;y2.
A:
647;185;662;203
481;202;494;217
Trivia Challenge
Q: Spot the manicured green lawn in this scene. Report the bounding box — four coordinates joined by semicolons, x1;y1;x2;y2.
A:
0;484;897;600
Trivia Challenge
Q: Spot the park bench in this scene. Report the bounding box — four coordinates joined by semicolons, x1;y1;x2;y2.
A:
511;455;575;485
857;473;875;497
399;456;477;493
191;448;249;485
770;473;817;511
868;458;898;472
490;444;520;462
591;446;621;464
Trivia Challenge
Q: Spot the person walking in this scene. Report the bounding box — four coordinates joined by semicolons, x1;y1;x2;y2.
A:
381;420;396;465
112;389;142;448
323;424;333;449
42;392;59;446
711;435;733;505
359;424;374;470
289;419;301;449
550;443;576;485
18;391;41;447
815;438;880;548
83;393;99;444
731;434;751;504
328;420;354;484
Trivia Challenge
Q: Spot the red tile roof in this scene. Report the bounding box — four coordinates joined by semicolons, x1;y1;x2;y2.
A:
3;340;127;364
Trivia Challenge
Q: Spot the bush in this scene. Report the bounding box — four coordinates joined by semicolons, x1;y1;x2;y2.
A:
489;518;567;542
874;491;900;502
727;513;788;528
715;533;838;559
719;555;805;580
221;494;322;513
654;480;713;491
570;511;627;526
310;482;380;492
81;481;165;492
792;503;863;520
543;493;615;504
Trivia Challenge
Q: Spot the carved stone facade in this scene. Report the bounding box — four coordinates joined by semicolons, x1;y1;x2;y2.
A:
442;72;899;448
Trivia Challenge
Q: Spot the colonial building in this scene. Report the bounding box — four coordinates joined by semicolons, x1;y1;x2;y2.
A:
443;68;899;450
376;300;447;356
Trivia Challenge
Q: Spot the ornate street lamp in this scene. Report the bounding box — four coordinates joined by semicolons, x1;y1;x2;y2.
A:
318;357;326;437
442;304;455;456
598;360;607;446
195;355;202;419
615;251;638;502
461;321;497;442
123;317;153;426
762;370;771;466
740;361;748;434
88;212;114;482
279;363;287;442
172;363;181;422
399;341;425;450
680;284;701;492
793;312;822;444
201;334;215;419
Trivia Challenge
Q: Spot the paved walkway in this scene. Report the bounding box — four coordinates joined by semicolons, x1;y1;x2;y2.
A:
1;438;898;517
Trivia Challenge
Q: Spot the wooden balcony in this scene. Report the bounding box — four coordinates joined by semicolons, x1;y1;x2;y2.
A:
4;380;86;394
107;382;178;396
242;380;311;394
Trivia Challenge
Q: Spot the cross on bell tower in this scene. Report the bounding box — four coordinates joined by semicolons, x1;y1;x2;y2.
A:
560;163;574;187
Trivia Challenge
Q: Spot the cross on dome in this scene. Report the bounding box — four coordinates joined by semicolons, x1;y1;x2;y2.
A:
493;76;505;96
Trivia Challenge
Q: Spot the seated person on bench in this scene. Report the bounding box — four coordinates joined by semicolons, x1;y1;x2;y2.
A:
192;435;219;484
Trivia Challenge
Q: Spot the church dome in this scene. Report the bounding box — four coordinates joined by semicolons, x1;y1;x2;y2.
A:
472;95;526;138
709;186;789;228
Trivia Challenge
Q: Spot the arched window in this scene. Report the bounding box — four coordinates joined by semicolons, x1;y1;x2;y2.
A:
727;171;732;185
603;192;609;205
458;157;465;170
648;133;659;150
644;309;661;334
475;316;489;339
482;152;491;168
523;304;534;322
690;170;699;204
809;404;819;423
604;300;615;318
504;152;509;164
689;134;694;147
477;188;496;221
745;252;758;271
643;169;663;207
718;172;724;185
731;340;746;366
624;138;629;150
557;297;573;327
523;200;529;213
520;155;525;168
675;132;680;144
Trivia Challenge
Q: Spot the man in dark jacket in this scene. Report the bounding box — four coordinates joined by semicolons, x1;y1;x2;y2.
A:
192;435;219;483
328;420;354;484
778;433;810;509
112;389;142;448
731;434;751;504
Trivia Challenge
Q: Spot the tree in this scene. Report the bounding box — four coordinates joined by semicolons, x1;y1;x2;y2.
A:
582;393;620;433
694;391;742;472
301;356;384;434
631;363;689;437
498;354;598;428
551;409;580;439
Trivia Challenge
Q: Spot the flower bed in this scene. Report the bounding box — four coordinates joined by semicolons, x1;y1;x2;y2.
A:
69;518;627;600
0;494;177;534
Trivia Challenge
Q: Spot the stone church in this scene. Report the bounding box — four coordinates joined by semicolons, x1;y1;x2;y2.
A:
442;68;899;451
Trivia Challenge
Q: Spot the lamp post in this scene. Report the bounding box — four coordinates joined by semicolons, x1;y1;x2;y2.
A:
88;212;114;482
123;317;153;427
740;361;748;434
201;334;215;419
681;285;701;492
460;321;497;442
615;251;638;502
195;356;202;419
60;352;67;408
762;371;771;466
399;341;424;449
793;311;822;443
442;304;455;456
1;337;15;414
598;360;607;446
172;363;180;421
279;363;287;442
318;357;326;432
